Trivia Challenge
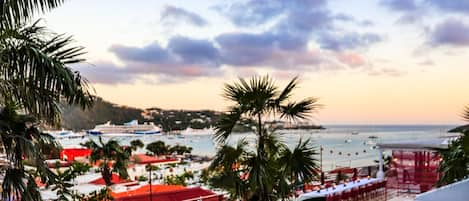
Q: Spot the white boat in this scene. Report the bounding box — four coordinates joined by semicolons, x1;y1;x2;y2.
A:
46;130;86;139
180;127;215;135
87;120;162;135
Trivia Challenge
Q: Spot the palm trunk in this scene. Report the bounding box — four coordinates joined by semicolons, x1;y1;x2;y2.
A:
102;164;112;186
256;113;270;201
257;113;264;157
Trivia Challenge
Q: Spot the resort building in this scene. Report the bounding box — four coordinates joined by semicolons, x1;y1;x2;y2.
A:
377;138;451;195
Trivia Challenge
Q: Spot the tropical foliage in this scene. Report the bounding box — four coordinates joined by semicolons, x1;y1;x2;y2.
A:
0;1;93;200
146;140;192;156
130;139;144;151
170;144;193;155
81;137;130;186
210;76;320;201
438;106;469;185
164;171;194;186
52;162;92;201
146;140;170;155
0;104;59;201
81;188;113;201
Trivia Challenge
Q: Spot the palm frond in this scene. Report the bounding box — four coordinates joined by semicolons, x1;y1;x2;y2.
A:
276;76;298;104
1;0;66;27
279;139;319;183
0;21;94;124
209;139;249;171
213;106;243;144
462;106;469;123
280;97;320;121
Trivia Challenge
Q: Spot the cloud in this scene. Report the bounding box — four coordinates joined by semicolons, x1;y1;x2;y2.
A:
110;43;170;63
73;63;132;85
336;52;366;67
334;14;374;26
216;0;327;27
380;0;426;24
417;59;435;66
368;68;406;76
87;36;224;84
428;19;469;47
318;33;382;51
161;5;208;27
110;36;219;67
426;0;469;14
167;37;220;66
88;1;388;85
215;32;312;67
381;0;418;12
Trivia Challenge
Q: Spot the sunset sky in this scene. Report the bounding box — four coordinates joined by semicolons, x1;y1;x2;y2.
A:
41;0;469;125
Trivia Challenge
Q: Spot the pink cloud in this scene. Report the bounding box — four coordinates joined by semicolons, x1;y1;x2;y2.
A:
337;52;366;67
179;66;205;76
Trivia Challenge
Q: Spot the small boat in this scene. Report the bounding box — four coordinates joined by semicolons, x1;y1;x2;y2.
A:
364;140;376;145
351;131;359;135
368;135;378;139
134;130;162;135
46;130;87;139
345;139;352;143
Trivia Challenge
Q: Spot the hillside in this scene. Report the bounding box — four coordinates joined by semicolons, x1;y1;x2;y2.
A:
60;97;145;130
60;97;323;132
60;97;220;131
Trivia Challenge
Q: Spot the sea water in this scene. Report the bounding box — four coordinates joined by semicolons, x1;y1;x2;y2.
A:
57;125;455;171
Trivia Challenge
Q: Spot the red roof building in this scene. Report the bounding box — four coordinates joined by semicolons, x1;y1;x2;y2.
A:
112;185;223;201
60;148;91;161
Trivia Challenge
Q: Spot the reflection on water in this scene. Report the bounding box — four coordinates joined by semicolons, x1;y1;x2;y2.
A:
57;125;454;171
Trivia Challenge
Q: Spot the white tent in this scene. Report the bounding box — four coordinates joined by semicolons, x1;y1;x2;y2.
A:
415;178;469;201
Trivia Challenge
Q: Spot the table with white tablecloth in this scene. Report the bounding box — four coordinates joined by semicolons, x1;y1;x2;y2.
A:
297;178;379;201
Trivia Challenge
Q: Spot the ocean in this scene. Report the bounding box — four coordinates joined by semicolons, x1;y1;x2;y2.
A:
57;125;456;171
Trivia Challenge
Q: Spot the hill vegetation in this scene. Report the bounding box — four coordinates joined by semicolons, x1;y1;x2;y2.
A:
60;97;220;131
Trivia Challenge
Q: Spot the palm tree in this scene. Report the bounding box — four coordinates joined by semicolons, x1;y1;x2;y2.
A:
0;1;93;200
438;106;469;185
0;104;59;201
211;75;320;201
209;140;251;200
146;140;170;156
1;1;94;124
82;137;130;186
130;139;144;151
1;0;67;28
53;162;89;201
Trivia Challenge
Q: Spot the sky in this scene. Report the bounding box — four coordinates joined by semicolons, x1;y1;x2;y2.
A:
39;0;469;125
